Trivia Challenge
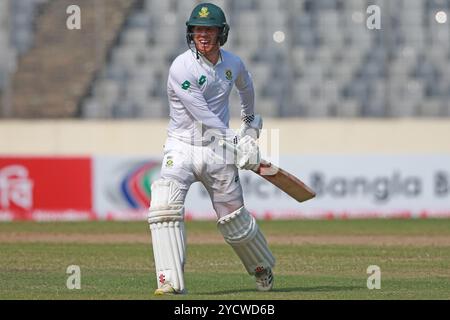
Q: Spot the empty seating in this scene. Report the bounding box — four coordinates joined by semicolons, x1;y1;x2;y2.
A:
2;0;450;119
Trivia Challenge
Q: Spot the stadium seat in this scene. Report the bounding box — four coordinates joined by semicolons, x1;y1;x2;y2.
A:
419;99;444;117
3;0;450;119
337;99;362;117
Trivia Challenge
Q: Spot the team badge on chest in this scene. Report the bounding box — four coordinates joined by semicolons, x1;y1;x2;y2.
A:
225;70;233;81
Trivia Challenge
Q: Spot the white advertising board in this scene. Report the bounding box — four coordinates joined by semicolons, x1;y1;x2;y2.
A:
93;155;450;220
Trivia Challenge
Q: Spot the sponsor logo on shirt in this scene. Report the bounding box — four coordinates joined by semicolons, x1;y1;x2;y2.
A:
181;80;191;90
198;75;207;85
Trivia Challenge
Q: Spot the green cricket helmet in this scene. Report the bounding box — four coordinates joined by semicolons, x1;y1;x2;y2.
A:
186;3;230;46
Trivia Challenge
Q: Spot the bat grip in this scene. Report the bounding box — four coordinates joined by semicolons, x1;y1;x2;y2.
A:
218;139;274;174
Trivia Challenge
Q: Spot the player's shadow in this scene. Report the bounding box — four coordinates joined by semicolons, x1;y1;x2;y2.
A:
198;285;361;295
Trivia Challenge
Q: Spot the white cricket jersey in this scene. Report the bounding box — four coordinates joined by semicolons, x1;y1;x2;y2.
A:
166;48;254;144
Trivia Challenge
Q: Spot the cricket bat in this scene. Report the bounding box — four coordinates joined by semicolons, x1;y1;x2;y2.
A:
218;139;316;203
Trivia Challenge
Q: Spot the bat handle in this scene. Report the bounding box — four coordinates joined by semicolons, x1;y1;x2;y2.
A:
219;139;275;174
218;139;235;151
217;139;226;148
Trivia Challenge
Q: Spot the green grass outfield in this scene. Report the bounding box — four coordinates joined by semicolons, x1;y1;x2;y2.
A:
0;219;449;300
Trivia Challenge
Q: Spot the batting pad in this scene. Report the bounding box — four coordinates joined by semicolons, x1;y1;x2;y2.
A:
217;206;275;275
148;179;186;293
149;220;185;292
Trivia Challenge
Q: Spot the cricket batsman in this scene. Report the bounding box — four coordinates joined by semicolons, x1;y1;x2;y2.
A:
147;3;275;295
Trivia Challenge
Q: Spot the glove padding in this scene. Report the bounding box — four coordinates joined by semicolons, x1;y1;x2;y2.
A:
238;113;263;140
235;135;260;171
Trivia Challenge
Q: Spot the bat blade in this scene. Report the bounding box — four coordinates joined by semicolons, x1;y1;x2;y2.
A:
257;161;316;203
218;139;315;203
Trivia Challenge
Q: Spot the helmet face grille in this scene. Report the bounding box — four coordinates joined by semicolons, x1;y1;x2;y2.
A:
186;3;229;46
186;25;229;47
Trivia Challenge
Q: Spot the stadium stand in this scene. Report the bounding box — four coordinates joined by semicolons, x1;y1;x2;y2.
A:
0;0;48;116
10;0;135;118
1;0;450;118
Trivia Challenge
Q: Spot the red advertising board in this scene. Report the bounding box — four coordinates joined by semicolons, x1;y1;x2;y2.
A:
0;157;94;221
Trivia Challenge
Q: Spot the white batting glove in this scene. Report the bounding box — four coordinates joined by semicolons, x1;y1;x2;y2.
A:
236;135;261;171
238;112;263;140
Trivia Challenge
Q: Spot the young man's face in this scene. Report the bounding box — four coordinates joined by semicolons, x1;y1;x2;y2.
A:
192;26;220;56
